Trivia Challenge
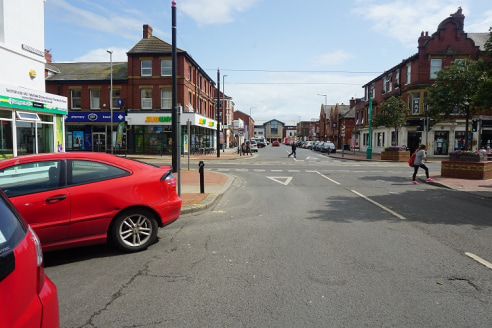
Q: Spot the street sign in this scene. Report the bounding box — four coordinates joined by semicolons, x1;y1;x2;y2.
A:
238;128;244;135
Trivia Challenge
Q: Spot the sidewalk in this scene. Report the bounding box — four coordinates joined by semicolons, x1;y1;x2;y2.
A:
327;150;492;195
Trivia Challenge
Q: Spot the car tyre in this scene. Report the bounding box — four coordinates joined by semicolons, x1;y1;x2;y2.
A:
110;209;158;252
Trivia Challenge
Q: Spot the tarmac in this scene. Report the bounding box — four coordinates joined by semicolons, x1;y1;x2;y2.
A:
130;146;492;215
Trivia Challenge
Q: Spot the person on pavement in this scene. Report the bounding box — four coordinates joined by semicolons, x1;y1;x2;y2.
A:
412;144;434;184
288;142;297;159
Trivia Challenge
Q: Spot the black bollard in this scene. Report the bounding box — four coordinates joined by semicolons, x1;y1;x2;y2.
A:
198;161;205;193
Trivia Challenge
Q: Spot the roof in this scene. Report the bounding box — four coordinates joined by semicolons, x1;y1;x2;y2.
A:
127;35;185;55
46;62;128;82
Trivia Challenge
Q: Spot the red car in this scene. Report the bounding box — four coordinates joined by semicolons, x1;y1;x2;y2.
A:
272;140;280;146
0;190;59;327
0;152;181;253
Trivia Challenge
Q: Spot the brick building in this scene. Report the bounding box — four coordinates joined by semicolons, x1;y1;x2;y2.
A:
46;24;220;154
353;8;490;155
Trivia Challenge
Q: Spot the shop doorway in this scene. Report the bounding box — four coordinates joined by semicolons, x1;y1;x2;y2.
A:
407;131;421;154
93;133;106;152
434;131;449;155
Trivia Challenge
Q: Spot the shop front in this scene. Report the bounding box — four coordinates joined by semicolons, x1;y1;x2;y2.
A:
126;111;217;155
65;111;126;152
0;83;67;158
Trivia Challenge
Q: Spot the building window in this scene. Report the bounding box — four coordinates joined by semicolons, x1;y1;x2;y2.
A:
411;93;420;115
161;89;172;109
376;132;385;147
430;59;442;79
71;89;81;109
395;70;400;88
161;60;172;76
141;89;152;109
111;89;120;109
406;63;411;84
141;60;152;76
90;89;100;109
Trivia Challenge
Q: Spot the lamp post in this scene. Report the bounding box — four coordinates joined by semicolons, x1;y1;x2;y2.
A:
107;49;113;154
222;74;227;151
367;91;373;159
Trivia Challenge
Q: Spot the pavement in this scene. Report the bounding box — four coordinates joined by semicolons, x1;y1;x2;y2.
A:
130;146;492;216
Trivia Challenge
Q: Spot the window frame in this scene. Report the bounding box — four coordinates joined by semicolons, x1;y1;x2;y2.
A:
141;60;152;77
141;89;152;109
160;60;172;76
71;89;81;110
90;89;101;110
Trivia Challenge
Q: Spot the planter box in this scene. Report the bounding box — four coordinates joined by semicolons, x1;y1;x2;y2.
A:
448;155;486;162
441;160;492;180
381;150;410;161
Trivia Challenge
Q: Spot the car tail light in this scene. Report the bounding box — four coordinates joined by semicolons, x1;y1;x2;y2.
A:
30;226;45;293
161;171;177;190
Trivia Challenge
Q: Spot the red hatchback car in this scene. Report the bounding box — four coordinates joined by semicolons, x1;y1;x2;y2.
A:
0;152;181;253
0;190;59;327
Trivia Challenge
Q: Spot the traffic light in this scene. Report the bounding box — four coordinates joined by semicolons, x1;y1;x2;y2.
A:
472;120;478;132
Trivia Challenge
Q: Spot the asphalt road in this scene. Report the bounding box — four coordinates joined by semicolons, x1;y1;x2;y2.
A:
45;144;492;327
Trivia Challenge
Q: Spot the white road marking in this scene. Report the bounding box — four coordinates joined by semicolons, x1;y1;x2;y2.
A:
465;252;492;270
267;176;293;186
350;190;407;220
315;171;341;185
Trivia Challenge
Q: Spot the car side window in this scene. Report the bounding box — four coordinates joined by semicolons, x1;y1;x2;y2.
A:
68;160;129;185
0;161;62;197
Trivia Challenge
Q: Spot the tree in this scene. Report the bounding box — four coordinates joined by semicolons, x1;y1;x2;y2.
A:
371;96;408;146
426;59;487;149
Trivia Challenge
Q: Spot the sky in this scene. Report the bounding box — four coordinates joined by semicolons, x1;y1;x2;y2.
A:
44;0;492;122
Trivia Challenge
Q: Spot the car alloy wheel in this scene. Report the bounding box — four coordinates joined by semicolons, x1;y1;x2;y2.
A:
111;209;158;252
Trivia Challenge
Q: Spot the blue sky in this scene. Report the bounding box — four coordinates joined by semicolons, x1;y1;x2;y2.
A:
44;0;492;122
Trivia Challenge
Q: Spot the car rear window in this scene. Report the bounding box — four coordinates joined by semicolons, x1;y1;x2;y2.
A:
0;195;27;281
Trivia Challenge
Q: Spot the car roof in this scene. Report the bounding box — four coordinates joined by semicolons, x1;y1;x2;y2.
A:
0;152;171;170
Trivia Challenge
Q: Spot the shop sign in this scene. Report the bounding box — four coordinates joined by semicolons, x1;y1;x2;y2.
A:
65;112;125;123
0;83;67;115
145;116;172;123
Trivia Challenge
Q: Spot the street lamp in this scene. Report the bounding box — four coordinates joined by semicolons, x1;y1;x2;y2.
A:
222;74;227;151
107;49;113;154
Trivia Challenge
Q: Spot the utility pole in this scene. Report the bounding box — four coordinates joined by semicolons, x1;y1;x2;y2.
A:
216;69;220;157
367;91;373;159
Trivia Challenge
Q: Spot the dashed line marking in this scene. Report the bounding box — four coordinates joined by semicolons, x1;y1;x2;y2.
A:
465;252;492;270
350;190;407;220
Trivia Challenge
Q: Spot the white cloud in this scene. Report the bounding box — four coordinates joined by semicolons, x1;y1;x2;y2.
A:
352;0;468;47
179;0;260;25
73;48;129;62
466;9;492;32
311;50;355;67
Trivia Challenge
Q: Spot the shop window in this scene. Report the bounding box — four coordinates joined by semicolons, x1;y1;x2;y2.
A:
71;89;81;109
161;60;171;76
376;132;385;147
141;89;152;109
454;131;466;150
161;89;172;109
141;60;152;76
434;131;449;155
90;89;100;109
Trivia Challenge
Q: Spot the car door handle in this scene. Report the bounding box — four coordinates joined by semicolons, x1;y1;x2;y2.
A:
46;195;67;203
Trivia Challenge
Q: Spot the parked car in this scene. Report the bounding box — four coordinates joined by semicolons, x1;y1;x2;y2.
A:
0;190;59;328
304;141;314;149
313;141;323;151
0;152;182;253
256;140;266;148
249;140;259;152
321;141;337;153
272;140;280;147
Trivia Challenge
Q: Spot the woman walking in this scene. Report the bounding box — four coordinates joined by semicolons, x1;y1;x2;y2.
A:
412;144;434;184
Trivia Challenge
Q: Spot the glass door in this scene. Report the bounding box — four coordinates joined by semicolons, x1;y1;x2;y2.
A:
93;132;106;152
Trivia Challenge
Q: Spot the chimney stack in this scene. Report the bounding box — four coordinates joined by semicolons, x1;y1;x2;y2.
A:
143;24;153;39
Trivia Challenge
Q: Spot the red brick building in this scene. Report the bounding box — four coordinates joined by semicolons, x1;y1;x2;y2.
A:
353;8;490;155
46;24;220;154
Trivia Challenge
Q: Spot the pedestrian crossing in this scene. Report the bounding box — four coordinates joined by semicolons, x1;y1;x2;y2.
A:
208;168;401;174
